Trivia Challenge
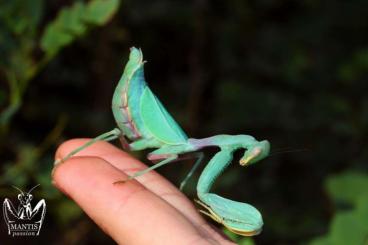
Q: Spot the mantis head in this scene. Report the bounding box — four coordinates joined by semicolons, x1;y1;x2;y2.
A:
121;47;145;78
129;47;143;63
240;140;270;166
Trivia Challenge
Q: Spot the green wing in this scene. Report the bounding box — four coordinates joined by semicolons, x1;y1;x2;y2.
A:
140;87;188;144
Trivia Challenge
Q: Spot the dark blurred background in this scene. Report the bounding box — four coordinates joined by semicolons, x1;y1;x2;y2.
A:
1;0;368;244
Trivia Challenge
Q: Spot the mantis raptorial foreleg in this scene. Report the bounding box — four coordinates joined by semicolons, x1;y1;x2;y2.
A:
54;128;121;165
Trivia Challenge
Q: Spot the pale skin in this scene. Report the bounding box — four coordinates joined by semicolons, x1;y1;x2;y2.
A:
52;139;236;245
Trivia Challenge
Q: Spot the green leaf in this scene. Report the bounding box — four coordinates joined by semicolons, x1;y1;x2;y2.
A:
223;228;255;245
0;0;44;35
355;196;368;227
325;172;368;205
40;24;74;56
329;211;368;245
40;0;120;56
238;238;255;245
309;236;332;245
57;2;87;36
83;0;120;25
310;173;368;245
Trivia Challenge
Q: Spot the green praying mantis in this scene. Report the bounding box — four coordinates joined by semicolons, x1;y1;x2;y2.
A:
56;47;270;236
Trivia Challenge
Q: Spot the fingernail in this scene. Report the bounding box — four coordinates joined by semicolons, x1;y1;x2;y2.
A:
51;158;62;182
51;162;69;197
54;158;62;166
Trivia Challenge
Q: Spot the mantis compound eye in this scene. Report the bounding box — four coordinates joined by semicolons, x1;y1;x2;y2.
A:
240;148;262;166
252;148;262;156
239;140;270;166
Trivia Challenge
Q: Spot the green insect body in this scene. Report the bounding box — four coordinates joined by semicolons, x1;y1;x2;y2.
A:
57;47;270;236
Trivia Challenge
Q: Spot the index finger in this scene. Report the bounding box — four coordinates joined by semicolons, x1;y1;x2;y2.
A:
54;139;203;223
52;156;213;245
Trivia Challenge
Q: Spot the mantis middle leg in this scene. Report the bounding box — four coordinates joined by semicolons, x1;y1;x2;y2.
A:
179;152;204;191
136;151;204;190
114;154;178;184
145;145;204;190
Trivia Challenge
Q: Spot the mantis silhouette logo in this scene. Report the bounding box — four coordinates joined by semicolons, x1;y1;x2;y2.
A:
2;184;46;237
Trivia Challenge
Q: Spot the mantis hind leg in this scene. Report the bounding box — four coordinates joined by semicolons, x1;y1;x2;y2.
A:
55;128;121;165
114;144;189;184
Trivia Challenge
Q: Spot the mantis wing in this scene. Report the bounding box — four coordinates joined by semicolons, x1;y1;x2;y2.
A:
140;86;188;145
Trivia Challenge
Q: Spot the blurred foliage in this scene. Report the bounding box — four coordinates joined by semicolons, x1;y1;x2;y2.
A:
0;0;368;244
0;0;120;244
224;229;256;245
41;0;119;56
0;0;119;129
310;172;368;245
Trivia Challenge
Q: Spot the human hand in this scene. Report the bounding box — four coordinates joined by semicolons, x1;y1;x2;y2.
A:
52;139;235;245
